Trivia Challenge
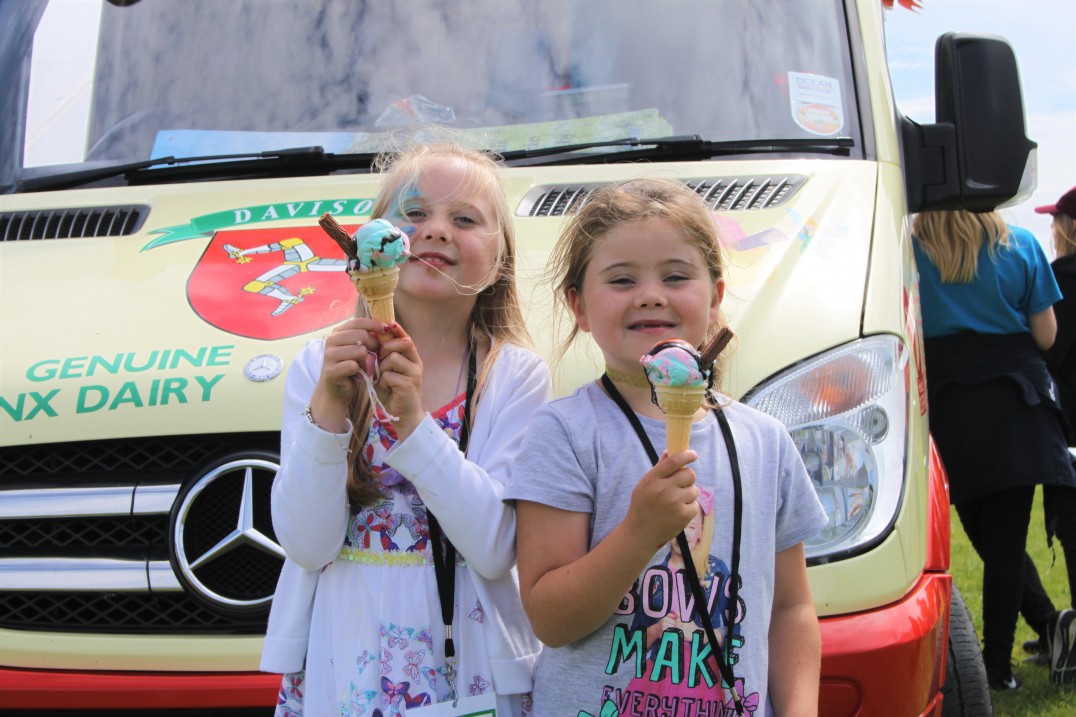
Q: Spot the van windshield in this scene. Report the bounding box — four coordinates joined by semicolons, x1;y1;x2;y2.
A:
9;0;860;186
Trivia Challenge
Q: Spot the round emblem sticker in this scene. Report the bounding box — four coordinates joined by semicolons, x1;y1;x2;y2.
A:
244;354;284;382
796;104;842;135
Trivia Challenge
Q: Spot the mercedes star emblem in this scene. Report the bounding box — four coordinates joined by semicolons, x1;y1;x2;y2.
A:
244;354;284;382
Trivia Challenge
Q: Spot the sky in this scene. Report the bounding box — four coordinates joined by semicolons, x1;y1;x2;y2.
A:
883;0;1076;255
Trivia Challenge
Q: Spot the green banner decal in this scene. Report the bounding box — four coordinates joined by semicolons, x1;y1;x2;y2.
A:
141;198;373;251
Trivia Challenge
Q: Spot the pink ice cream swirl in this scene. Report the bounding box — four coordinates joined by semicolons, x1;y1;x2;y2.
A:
640;339;709;388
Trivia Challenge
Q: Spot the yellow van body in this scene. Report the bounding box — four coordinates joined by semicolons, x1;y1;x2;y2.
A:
1;1;1035;714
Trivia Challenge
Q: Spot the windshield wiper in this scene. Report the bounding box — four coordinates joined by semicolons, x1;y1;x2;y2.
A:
497;136;683;160
500;135;854;166
19;136;855;192
17;146;373;192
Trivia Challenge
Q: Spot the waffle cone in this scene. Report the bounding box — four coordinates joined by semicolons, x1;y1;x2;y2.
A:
349;266;400;324
653;384;706;452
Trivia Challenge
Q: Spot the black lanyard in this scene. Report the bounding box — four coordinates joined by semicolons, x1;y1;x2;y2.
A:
426;344;476;702
600;374;745;717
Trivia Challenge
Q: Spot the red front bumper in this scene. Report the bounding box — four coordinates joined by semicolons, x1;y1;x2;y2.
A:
4;579;953;714
819;571;952;717
4;575;952;714
3;578;952;714
0;667;281;710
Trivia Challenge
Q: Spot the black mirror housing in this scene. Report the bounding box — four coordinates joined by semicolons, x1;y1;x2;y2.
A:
902;33;1036;213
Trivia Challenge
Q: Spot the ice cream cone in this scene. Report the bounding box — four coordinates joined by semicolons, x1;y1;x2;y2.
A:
654;384;706;452
350;265;400;324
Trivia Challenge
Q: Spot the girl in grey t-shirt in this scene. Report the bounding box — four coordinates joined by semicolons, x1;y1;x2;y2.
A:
506;179;827;716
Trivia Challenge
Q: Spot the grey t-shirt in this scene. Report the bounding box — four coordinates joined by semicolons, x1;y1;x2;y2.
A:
505;381;827;717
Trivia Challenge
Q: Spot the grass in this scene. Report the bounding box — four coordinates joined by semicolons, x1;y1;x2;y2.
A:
950;490;1076;716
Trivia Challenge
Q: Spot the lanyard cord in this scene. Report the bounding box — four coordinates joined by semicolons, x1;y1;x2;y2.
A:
600;374;745;716
427;343;476;703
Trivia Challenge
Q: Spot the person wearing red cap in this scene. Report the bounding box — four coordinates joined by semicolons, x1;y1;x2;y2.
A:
1036;186;1076;225
1016;187;1076;686
1037;188;1076;431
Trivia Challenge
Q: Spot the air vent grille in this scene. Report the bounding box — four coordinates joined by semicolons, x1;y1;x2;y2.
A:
518;175;806;217
0;205;148;241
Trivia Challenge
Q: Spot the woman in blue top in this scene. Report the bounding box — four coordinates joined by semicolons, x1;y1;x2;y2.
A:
913;209;1076;691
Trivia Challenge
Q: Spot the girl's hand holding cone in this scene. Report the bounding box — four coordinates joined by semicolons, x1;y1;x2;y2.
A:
626;450;700;552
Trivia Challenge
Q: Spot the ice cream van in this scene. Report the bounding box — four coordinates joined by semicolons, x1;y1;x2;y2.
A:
0;1;1036;715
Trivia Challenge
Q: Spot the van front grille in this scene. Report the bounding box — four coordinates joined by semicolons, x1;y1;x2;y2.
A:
0;433;281;634
0;515;167;551
0;434;229;480
0;591;265;634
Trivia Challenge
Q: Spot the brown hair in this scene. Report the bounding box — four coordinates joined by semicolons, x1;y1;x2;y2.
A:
547;177;729;373
346;141;531;505
912;209;1010;283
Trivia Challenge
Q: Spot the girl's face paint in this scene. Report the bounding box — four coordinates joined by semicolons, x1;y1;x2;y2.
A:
393;157;501;305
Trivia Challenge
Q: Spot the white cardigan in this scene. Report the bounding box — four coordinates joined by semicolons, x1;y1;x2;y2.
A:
260;340;550;696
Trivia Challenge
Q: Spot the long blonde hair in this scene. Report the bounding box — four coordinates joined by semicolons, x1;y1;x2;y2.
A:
912;209;1010;283
1052;214;1076;259
346;141;531;505
548;177;729;372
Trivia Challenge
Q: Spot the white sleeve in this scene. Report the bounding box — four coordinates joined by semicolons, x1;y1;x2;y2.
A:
270;340;353;570
384;348;552;579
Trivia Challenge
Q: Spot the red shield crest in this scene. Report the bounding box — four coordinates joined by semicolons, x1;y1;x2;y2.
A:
188;225;364;340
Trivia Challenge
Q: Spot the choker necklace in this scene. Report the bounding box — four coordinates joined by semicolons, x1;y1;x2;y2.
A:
603;366;652;390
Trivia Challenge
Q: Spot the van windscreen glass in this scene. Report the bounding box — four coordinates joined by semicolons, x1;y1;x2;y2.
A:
14;0;860;180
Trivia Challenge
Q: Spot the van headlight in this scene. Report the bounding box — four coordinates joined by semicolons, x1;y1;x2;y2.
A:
744;336;908;561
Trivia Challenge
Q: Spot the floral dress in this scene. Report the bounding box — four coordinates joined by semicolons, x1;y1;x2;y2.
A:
275;393;497;717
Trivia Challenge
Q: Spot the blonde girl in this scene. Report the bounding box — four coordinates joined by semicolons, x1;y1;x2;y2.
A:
506;178;827;716
261;142;550;716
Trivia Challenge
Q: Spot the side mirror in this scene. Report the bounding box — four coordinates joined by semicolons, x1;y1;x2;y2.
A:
902;33;1036;213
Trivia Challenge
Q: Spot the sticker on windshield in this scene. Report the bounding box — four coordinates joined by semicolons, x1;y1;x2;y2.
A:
788;72;844;136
